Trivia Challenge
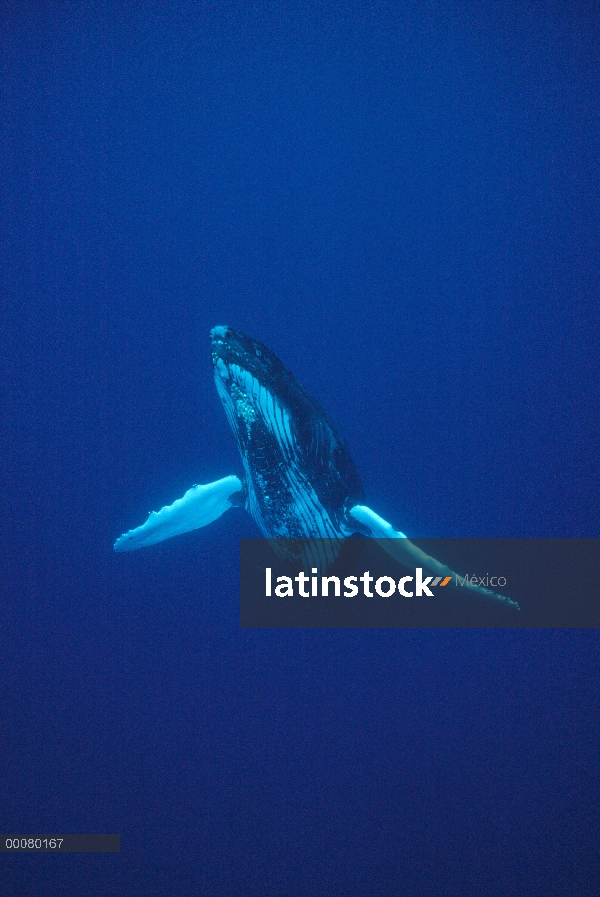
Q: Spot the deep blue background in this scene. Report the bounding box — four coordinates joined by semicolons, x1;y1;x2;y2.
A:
1;2;598;894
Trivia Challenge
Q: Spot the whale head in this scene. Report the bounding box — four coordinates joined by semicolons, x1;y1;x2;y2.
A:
210;326;289;399
209;325;365;542
210;324;308;446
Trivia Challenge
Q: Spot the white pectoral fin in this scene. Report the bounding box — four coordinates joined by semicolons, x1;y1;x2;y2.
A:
348;505;519;609
114;475;244;552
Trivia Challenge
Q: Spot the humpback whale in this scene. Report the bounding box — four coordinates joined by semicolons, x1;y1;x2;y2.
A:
114;326;518;609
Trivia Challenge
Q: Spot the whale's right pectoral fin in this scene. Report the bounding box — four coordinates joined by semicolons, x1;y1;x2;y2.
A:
114;475;244;551
347;504;520;610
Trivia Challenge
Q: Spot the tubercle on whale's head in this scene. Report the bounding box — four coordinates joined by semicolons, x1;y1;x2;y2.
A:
210;325;285;391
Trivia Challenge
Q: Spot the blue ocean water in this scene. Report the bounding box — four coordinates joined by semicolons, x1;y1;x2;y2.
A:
1;2;598;894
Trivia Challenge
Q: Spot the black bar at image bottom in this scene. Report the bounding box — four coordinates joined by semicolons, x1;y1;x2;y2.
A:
0;835;120;853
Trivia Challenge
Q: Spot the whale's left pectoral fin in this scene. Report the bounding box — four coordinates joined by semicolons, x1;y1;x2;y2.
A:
114;475;244;552
348;505;519;610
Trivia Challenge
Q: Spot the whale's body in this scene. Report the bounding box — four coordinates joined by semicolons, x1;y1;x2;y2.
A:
114;326;518;609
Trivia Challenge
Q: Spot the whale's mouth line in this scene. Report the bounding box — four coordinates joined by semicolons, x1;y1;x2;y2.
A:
214;356;230;381
210;324;275;387
211;329;255;385
214;359;264;397
210;327;273;407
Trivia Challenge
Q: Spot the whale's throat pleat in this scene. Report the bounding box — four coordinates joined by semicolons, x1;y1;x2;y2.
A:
214;367;340;542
